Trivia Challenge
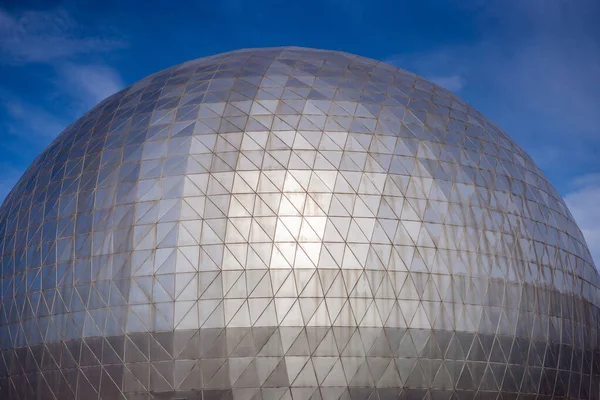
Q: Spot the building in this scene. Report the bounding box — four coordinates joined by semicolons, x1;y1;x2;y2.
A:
0;47;598;400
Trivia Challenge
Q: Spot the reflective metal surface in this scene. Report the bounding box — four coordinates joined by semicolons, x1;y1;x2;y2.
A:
0;47;598;400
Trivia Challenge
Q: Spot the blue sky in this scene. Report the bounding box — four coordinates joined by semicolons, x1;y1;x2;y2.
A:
0;0;599;260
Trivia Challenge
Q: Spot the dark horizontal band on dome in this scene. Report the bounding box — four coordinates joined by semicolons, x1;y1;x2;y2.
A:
1;328;599;399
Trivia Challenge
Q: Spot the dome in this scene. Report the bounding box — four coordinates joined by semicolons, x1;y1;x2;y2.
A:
0;47;598;400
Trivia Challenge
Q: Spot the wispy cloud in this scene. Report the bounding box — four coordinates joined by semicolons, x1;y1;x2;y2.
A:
0;7;127;204
58;63;125;113
564;174;600;265
0;7;127;115
0;8;126;64
428;75;465;92
386;50;468;94
1;92;67;140
0;91;69;200
387;0;600;261
388;1;600;171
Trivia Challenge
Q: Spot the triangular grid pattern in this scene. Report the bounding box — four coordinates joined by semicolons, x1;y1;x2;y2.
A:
0;47;598;399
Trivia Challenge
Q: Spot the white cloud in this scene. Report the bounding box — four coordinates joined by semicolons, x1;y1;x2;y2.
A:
1;92;67;139
0;8;126;204
427;75;465;92
0;8;126;64
564;174;600;266
0;63;124;157
0;8;126;118
389;39;599;135
59;63;124;112
0;63;124;149
386;0;600;174
385;53;467;92
386;1;600;265
0;92;70;205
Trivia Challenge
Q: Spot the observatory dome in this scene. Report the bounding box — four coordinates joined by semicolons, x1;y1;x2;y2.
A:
0;47;598;400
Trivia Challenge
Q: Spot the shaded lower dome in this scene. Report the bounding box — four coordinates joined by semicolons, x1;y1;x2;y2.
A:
0;47;599;400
